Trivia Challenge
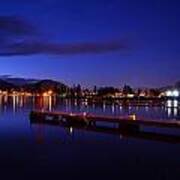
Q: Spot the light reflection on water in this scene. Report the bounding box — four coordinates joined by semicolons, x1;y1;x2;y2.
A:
0;95;179;120
0;95;180;139
0;95;179;179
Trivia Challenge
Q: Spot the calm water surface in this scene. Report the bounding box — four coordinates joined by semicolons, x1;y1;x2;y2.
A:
0;96;180;180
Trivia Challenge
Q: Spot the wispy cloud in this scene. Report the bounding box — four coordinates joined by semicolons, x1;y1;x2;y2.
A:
0;16;129;56
0;41;128;56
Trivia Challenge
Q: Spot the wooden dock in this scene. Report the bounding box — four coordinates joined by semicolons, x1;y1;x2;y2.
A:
30;110;180;144
30;118;180;144
30;110;180;129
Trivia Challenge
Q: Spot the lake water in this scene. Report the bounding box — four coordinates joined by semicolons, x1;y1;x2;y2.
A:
0;96;180;180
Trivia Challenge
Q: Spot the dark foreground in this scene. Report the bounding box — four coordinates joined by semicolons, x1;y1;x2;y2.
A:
1;132;180;180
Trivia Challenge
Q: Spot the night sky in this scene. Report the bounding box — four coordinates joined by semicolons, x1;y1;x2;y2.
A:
0;0;179;88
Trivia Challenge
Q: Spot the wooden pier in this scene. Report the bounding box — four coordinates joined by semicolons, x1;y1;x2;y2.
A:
30;110;180;144
30;110;180;130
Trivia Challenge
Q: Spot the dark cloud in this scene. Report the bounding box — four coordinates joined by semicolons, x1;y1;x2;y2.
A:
0;16;36;35
0;40;128;56
0;16;129;56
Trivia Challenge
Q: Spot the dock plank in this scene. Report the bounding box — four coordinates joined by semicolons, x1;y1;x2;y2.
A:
30;110;180;129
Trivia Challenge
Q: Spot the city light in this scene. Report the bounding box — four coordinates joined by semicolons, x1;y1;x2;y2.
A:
43;92;48;97
173;90;179;97
166;90;179;97
43;90;53;97
166;91;172;97
48;90;53;95
129;114;136;121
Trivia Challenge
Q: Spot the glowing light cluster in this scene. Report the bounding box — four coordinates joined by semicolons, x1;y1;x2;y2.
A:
166;90;179;97
43;90;53;97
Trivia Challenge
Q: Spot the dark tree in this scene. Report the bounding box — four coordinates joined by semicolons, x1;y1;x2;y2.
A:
98;87;119;97
123;84;134;95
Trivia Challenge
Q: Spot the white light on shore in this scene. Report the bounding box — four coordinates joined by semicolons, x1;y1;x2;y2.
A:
166;90;179;97
173;90;179;97
166;91;172;97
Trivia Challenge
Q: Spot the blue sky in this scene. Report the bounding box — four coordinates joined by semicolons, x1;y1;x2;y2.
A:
0;0;179;88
